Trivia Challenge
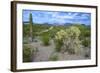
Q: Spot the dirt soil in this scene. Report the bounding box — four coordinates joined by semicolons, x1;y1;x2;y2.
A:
24;38;90;62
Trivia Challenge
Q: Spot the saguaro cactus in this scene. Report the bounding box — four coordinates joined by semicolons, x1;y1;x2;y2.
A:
29;13;33;42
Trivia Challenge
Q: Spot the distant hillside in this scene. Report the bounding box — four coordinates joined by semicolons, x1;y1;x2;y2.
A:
23;22;89;27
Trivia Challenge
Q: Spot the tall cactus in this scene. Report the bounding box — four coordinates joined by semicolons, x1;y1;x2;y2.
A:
29;13;33;42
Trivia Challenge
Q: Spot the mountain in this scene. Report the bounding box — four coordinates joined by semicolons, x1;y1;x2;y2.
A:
23;21;88;27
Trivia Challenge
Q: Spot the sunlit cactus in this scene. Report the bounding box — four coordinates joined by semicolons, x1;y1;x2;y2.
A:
55;26;81;54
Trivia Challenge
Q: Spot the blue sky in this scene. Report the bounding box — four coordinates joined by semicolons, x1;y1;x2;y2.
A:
23;10;91;25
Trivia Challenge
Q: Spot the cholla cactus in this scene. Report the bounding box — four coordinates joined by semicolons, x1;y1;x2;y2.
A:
55;29;67;40
55;26;81;54
66;26;80;38
54;30;66;52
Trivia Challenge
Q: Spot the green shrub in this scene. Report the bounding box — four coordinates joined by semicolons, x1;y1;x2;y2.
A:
49;54;58;61
23;45;37;62
82;38;90;47
23;45;32;62
23;40;28;44
55;40;63;52
41;33;50;46
23;37;29;44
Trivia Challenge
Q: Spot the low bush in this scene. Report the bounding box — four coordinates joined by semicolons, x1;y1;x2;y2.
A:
41;33;50;46
49;53;58;61
82;38;90;47
23;45;32;62
55;40;63;52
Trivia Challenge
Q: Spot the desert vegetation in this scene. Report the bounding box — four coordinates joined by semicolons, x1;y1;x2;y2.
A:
23;12;91;62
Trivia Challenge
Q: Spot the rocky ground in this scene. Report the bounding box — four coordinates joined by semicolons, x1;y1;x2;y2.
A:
23;37;91;62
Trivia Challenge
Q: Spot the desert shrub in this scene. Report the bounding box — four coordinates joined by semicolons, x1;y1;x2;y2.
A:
49;53;58;61
23;37;29;44
23;45;32;62
75;24;91;41
23;45;38;62
82;38;90;47
23;39;28;44
41;32;50;46
55;40;63;52
23;24;30;37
